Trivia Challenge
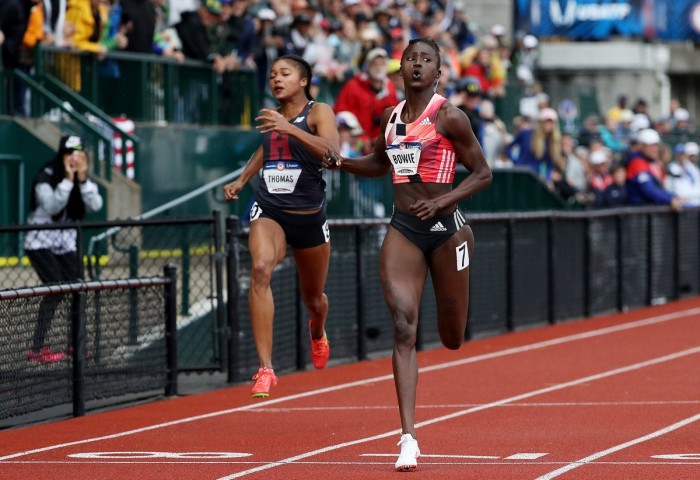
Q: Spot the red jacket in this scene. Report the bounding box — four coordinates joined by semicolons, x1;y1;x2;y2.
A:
334;72;398;140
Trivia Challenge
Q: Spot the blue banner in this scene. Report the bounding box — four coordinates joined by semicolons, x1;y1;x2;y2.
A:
515;0;700;41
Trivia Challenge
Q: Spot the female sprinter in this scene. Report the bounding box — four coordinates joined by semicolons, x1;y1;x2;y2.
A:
323;38;492;470
224;55;339;398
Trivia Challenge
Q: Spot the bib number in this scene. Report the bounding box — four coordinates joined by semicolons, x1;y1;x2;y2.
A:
264;161;302;194
456;241;469;271
386;142;422;176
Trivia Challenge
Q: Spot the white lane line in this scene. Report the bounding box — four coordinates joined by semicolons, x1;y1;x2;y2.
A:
362;453;501;459
250;400;700;412
534;412;700;479
1;306;698;463
217;346;700;479
506;453;549;460
4;460;700;466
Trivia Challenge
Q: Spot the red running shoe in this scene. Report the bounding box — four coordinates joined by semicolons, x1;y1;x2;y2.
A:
27;347;68;364
251;367;277;398
309;320;330;369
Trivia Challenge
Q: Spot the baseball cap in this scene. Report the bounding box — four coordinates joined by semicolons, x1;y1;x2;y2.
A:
490;24;506;36
523;34;538;49
204;0;222;15
257;8;277;21
630;113;650;132
458;77;480;96
637;128;660;145
337;111;363;136
589;150;607;165
685;141;700;156
538;107;558;122
674;108;690;122
59;135;84;153
365;47;388;65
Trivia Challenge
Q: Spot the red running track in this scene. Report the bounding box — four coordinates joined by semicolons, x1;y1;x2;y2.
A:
2;298;700;479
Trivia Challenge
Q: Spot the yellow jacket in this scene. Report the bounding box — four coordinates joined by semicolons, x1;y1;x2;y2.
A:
65;0;108;53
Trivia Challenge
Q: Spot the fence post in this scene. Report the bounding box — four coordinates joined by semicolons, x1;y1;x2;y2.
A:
355;226;367;361
226;216;240;383
212;210;227;370
72;289;87;417
164;264;178;396
128;245;139;344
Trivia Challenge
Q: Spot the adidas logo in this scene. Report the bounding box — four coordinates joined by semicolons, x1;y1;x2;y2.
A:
430;221;447;232
419;117;432;126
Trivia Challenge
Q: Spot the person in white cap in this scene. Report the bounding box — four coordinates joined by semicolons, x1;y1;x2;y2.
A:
625;128;684;209
665;141;700;206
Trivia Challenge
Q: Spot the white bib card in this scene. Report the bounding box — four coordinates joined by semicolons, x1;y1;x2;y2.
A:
263;161;302;194
386;142;422;176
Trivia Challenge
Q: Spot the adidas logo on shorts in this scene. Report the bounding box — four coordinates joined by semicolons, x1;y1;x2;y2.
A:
430;221;447;232
419;117;432;126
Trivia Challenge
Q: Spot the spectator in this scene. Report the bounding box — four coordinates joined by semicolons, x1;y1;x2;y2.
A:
24;135;104;363
14;0;45;116
120;0;156;54
453;76;482;145
561;133;588;192
515;33;538;89
505;107;563;181
577;115;601;148
665;142;700;206
668;108;694;144
607;94;628;123
625;128;683;209
337;110;364;158
461;37;505;98
387;57;404;101
0;0;29;110
601;162;628;207
334;47;398;145
479;99;509;168
65;0;109;57
587;149;612;207
175;0;235;73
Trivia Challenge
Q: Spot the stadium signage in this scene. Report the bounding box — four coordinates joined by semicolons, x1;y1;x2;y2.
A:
550;0;632;27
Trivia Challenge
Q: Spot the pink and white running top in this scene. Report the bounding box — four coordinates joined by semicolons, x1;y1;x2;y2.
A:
384;94;457;184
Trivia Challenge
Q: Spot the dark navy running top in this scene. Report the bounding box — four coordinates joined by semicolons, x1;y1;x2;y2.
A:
255;101;326;211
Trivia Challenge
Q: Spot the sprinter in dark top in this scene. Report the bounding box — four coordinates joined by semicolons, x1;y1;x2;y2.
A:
223;55;340;398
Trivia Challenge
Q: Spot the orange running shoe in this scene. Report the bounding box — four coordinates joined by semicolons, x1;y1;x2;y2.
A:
251;367;277;398
309;320;330;369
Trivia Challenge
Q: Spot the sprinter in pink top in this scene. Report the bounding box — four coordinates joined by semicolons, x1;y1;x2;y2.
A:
323;38;492;472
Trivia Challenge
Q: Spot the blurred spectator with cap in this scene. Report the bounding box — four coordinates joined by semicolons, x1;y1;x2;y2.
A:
333;46;398;147
601;162;628;208
625;128;684;209
284;12;313;57
453;76;483;145
336;110;364;158
461;35;506;98
515;34;538;89
175;0;227;71
665;141;700;206
505;107;563;182
587;149;612;206
669;107;694;144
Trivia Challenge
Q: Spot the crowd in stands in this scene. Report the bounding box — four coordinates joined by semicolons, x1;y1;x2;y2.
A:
1;0;699;210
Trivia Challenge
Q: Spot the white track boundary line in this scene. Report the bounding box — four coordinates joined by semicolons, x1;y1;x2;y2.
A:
217;346;700;479
534;412;700;479
0;306;698;463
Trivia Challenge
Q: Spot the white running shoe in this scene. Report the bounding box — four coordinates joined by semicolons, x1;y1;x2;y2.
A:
395;433;420;471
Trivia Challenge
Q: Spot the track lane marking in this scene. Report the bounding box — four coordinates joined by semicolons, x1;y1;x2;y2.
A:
1;307;698;463
217;346;700;479
535;413;700;479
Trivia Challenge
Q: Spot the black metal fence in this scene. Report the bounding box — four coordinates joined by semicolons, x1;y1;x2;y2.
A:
2;206;698;426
